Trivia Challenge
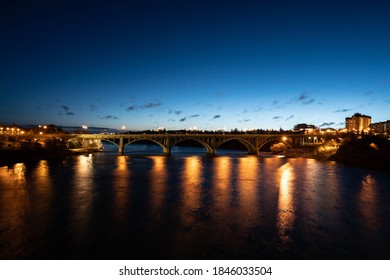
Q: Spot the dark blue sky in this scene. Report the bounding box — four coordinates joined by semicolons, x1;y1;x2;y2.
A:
1;0;389;130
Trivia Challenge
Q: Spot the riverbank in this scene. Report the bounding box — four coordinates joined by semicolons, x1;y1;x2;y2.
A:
283;145;337;161
283;137;390;172
329;136;390;172
0;147;104;166
69;147;103;154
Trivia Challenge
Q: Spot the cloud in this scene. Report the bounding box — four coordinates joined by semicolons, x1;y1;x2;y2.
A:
169;110;182;115
100;115;119;120
126;102;162;112
297;92;315;105
239;119;250;123
179;114;200;122
302;98;315;105
212;115;221;120
59;104;75;116
143;102;162;109
319;122;335;127
364;91;374;96
285;115;294;121
298;92;308;101
270;99;284;110
127;105;136;111
273;116;282;120
90;105;97;112
334;108;352;113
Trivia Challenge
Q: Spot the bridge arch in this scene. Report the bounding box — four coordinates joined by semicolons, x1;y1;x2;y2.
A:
170;138;214;154
216;138;258;154
258;138;293;152
125;138;169;153
100;138;120;148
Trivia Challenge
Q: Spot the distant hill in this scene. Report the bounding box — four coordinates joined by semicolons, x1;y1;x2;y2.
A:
19;124;120;134
59;126;120;134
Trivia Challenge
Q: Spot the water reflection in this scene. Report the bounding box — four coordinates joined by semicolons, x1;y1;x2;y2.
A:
12;163;26;186
277;162;295;244
30;160;53;230
212;157;231;219
113;156;130;222
359;174;378;231
1;153;390;259
180;156;202;224
237;157;259;226
0;164;28;257
149;156;167;218
309;159;340;229
72;154;94;236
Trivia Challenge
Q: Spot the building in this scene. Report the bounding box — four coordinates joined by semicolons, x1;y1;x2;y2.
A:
345;113;371;133
293;123;316;133
370;120;390;134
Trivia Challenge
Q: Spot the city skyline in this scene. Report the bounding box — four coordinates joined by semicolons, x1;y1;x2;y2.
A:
1;0;390;131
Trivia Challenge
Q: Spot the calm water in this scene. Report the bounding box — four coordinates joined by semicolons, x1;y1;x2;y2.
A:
1;144;390;259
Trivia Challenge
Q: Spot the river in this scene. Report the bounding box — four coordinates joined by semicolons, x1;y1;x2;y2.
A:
1;144;390;259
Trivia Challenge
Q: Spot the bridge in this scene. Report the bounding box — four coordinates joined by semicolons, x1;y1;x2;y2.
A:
75;133;326;155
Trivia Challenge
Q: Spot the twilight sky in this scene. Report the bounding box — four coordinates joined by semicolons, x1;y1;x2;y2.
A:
1;0;389;131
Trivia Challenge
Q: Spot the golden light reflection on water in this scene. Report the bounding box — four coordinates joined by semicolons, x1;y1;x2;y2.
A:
149;156;167;217
180;156;202;223
0;164;29;257
213;157;231;218
72;154;94;234
237;157;259;225
277;162;295;243
33;160;52;193
114;156;130;221
0;163;27;187
114;156;130;189
30;160;53;225
359;174;378;231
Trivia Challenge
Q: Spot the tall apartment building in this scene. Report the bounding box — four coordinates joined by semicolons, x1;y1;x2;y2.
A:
345;113;371;133
370;120;390;134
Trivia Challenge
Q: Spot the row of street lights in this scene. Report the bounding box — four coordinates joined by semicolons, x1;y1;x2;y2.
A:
0;127;25;135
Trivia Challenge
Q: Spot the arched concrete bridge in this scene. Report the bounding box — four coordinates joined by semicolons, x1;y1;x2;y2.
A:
75;133;325;155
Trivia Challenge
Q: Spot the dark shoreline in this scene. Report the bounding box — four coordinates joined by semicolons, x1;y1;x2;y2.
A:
0;148;100;166
283;141;390;172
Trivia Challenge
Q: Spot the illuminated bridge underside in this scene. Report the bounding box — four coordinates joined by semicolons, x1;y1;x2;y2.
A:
76;133;325;155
